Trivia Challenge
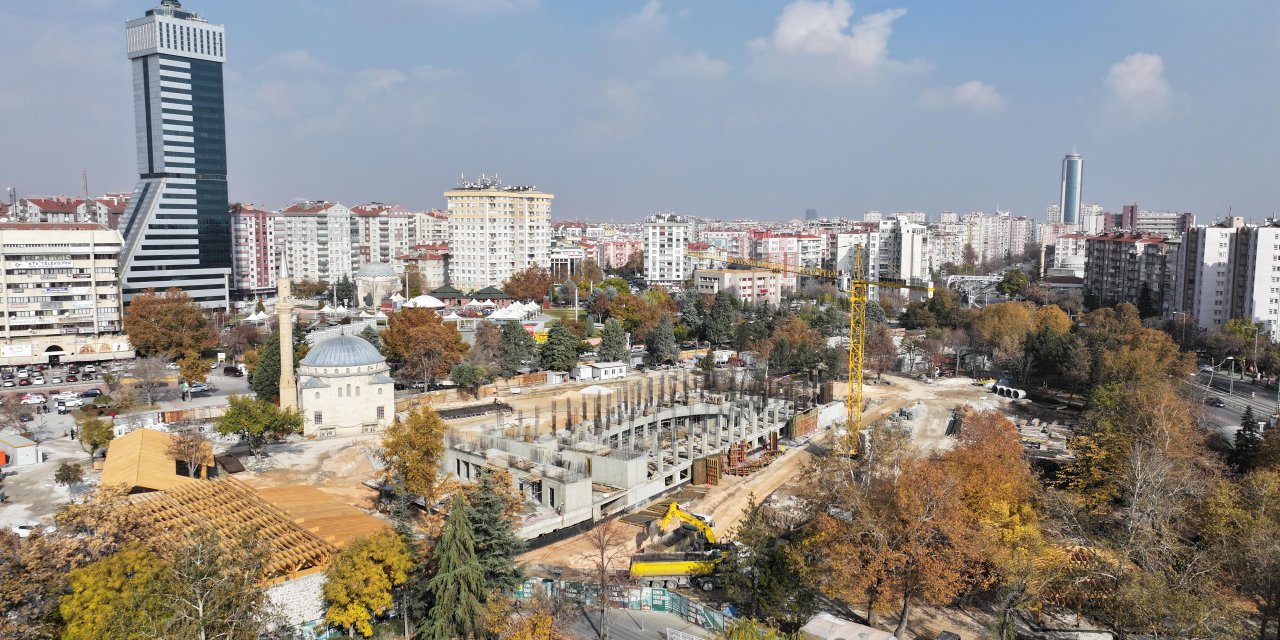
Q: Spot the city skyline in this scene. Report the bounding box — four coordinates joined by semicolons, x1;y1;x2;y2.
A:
1;1;1278;221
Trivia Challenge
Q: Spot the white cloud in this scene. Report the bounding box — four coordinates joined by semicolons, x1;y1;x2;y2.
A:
750;0;925;79
1105;52;1172;121
922;80;1006;112
610;0;668;42
656;51;730;79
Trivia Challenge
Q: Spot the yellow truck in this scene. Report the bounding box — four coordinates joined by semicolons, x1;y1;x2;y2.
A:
629;550;722;591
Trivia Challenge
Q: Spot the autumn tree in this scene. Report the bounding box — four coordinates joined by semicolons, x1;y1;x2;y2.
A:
380;407;447;505
581;521;629;640
166;425;211;478
76;413;114;458
619;250;644;278
150;527;275;640
864;323;898;379
324;530;413;637
577;258;605;285
766;315;824;376
467;320;501;371
598;319;628;362
502;265;553;302
498;321;536;378
213;395;302;463
422;494;486;640
59;544;172;640
1205;470;1280;639
381;308;468;385
122;288;217;358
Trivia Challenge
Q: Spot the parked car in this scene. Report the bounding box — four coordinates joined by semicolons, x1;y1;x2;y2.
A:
11;523;55;538
189;383;210;394
84;365;97;374
18;413;32;423
53;391;77;401
31;378;45;385
17;379;30;386
20;394;45;405
80;389;103;399
65;375;78;382
1206;396;1227;407
61;398;84;408
165;362;180;370
223;366;244;377
50;377;62;384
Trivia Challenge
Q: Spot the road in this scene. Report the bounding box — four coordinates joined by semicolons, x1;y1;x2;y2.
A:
1187;370;1279;436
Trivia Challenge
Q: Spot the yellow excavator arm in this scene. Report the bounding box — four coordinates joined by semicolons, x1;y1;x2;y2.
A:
657;502;717;545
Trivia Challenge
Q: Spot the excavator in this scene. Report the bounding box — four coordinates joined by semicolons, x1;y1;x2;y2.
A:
629;503;724;591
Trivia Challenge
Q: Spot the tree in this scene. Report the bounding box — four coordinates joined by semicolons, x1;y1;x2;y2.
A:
581;521;628;639
293;279;330;299
381;407;447;504
864;323;898;379
132;356;170;405
465;472;524;596
122;288;217;358
705;291;738;346
620;250;644;279
358;324;382;350
422;494;486;640
713;619;799;640
54;462;84;487
1205;470;1280;640
335;274;357;307
498;321;536;378
502;265;553;302
166;426;211;478
577;258;605;285
897;302;936;330
865;300;886;325
718;497;816;625
539;322;581;372
382;309;468;385
177;350;208;385
598;319;628;363
1234;405;1263;472
450;363;489;398
997;268;1030;297
405;266;426;298
468;320;501;371
151;527;275;640
765;315;824;376
76;413;114;458
324;530;413;637
213;395;302;463
59;544;172;640
646;315;679;364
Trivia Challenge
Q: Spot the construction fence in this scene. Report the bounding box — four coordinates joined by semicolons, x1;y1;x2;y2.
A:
515;579;727;633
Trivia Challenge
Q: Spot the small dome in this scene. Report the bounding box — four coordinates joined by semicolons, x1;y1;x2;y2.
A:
403;294;445;309
300;335;385;368
356;262;397;278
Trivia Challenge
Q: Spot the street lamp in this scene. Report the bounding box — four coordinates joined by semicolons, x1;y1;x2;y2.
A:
1227;357;1236;395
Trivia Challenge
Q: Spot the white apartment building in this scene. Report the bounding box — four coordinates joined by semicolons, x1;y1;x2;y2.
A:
413;209;449;244
229;203;276;299
699;229;752;259
643;213;691;286
694;269;783;306
446;176;552;292
0;224;132;366
1045;204;1063;225
1175;219;1280;338
275;201;354;284
351;203;414;271
895;211;927;224
926;227;965;272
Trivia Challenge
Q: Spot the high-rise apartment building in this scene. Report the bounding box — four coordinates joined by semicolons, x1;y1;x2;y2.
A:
413;209;449;245
445;176;551;292
120;0;231;309
643;213;691;286
1082;232;1177;312
229;203;276;299
275;201;354;283
351;203;414;270
1060;150;1083;226
1174;219;1280;339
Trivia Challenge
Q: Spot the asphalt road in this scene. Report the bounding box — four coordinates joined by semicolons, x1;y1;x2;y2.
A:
1187;370;1279;436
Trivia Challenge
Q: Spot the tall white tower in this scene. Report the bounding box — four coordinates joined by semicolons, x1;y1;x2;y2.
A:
121;1;231;309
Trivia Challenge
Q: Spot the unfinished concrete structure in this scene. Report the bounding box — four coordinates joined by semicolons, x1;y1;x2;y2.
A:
442;371;809;540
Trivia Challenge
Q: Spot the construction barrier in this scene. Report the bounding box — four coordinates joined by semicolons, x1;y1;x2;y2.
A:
515;579;726;633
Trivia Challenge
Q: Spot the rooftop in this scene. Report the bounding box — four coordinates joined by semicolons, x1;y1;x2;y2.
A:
300;335;386;368
448;175;541;193
101;428;213;493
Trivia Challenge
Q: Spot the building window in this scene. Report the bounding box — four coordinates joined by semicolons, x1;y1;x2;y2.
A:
355;386;361;397
378;387;383;395
314;411;323;423
314;392;319;399
377;406;385;419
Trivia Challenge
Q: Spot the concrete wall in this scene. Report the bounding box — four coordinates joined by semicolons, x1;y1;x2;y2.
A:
266;570;326;630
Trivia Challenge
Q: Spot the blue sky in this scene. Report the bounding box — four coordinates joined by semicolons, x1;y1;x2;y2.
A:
1;0;1277;222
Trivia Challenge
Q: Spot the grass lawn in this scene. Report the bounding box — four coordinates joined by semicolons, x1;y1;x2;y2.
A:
544;307;585;322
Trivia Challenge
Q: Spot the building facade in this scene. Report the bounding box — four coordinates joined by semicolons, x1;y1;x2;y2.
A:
1082;232;1177;313
120;0;232;309
297;335;396;438
228;203;276;299
694;269;783;306
643;213;691;286
1060;150;1083;226
1174;219;1280;339
445;176;552;292
275;201;354;284
351;203;414;271
0;224;132;366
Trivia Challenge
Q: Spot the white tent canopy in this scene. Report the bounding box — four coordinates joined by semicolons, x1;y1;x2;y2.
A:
579;385;614;395
404;294;446;309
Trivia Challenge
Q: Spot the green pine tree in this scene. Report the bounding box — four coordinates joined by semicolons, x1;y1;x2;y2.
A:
539;322;581;372
498;321;536;378
252;330;281;403
678;293;702;338
422;495;486;640
466;474;524;596
598;319;628;362
705;291;737;346
1233;405;1263;471
358;325;382;350
647;315;679;364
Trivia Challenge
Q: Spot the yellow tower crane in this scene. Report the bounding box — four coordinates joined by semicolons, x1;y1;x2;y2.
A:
688;249;932;452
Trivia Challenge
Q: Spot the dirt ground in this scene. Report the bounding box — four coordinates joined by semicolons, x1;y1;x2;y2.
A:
235;435;384;511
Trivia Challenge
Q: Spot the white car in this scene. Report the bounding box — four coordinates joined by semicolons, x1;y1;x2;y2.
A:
1;381;13;388
50;377;62;384
1198;364;1214;373
165;362;181;370
59;398;84;408
53;391;78;401
84;365;97;373
11;523;56;538
16;370;28;379
31;377;45;385
20;394;46;405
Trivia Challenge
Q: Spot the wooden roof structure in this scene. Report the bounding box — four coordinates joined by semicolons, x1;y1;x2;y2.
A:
100;428;211;493
132;477;336;580
255;486;388;550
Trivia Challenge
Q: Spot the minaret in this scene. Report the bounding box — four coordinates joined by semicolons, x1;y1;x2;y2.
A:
277;248;298;411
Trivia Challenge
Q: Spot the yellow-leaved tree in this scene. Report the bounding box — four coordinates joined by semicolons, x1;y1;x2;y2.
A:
323;530;413;637
59;544;171;639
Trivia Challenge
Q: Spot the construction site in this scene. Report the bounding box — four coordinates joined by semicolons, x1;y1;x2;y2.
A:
444;369;833;541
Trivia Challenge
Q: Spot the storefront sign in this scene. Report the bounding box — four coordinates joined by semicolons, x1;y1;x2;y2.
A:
12;260;73;269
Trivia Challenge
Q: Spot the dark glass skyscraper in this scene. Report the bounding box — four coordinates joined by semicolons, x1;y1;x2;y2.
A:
120;0;231;309
1060;150;1083;227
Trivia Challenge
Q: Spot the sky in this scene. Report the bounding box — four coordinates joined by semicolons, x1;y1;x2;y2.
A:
1;0;1278;222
